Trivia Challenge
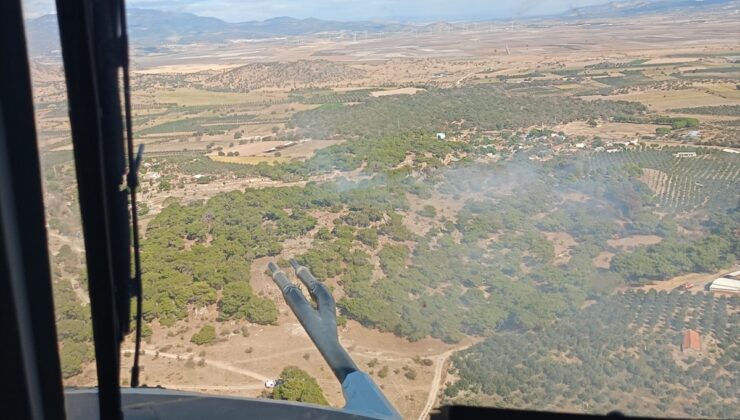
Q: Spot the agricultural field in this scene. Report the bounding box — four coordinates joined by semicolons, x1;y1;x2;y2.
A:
592;86;739;112
587;149;740;211
210;155;291;165
446;291;739;418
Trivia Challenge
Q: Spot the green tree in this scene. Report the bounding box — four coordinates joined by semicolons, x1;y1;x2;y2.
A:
60;342;91;378
220;281;278;324
418;205;437;218
273;366;329;406
356;228;379;248
190;325;216;346
220;281;252;318
245;296;278;325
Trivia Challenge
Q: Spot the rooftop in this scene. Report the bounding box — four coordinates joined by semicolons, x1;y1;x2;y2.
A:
710;277;740;289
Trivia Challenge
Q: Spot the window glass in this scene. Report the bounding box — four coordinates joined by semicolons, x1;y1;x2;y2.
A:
21;1;97;386
24;1;740;418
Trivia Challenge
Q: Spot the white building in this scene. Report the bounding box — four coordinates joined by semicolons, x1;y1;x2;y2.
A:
709;277;740;294
686;130;700;138
575;143;586;149
264;379;277;389
620;139;639;147
673;152;697;158
436;132;446;140
722;148;740;154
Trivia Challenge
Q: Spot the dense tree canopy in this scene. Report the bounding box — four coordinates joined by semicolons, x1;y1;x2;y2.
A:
289;84;646;139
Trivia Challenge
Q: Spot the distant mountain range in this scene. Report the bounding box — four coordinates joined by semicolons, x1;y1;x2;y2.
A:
25;0;738;56
125;9;415;42
561;0;737;18
25;8;420;55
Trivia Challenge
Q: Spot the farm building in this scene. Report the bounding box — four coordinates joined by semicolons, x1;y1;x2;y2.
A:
709;277;740;294
673;152;697;158
681;330;701;352
722;148;740;154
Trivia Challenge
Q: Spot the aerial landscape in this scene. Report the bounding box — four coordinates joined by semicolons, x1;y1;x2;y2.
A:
25;0;739;418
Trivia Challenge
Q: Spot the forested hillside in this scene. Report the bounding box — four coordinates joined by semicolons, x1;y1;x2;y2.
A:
288;85;647;139
137;134;739;344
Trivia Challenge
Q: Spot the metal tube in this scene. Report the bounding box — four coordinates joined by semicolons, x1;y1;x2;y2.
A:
267;261;400;419
268;261;357;382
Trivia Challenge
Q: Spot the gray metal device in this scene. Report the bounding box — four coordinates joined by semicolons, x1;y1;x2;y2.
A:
269;260;402;420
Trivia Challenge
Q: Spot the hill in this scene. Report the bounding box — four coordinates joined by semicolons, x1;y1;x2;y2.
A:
202;60;368;90
561;0;737;18
25;1;740;56
24;8;416;56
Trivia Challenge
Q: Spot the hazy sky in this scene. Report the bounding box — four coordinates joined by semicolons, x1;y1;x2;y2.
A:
24;0;618;22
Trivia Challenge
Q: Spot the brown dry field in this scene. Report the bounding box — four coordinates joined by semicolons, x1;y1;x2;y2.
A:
210;155;291;164
543;231;577;265
593;251;615;269
588;85;740;112
209;139;344;159
133;11;739;83
68;308;467;419
607;234;663;251
139;171;347;216
370;87;424;97
554;121;663;139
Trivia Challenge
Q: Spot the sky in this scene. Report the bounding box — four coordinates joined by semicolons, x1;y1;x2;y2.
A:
23;0;619;22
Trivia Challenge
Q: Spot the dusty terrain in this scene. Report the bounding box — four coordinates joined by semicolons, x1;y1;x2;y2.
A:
70;311;468;419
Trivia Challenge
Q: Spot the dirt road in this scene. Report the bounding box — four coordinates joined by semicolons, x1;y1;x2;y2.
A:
417;341;478;420
149;384;265;391
127;348;271;383
456;72;475;85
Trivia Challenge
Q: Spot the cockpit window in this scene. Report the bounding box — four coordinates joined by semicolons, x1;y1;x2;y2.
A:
21;1;98;386
21;0;740;418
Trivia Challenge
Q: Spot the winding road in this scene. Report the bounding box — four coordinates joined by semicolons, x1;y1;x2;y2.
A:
417;342;477;420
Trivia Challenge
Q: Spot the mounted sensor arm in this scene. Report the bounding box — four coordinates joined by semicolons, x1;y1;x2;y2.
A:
268;260;401;420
